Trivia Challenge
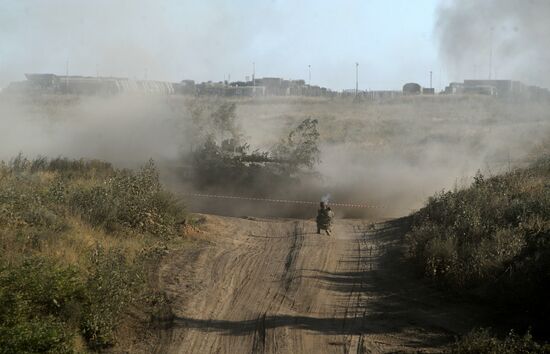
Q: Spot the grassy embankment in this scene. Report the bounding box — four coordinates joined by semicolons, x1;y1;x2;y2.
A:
406;144;550;353
0;156;187;353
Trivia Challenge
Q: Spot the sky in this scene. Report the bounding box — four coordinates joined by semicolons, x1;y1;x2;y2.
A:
0;0;443;91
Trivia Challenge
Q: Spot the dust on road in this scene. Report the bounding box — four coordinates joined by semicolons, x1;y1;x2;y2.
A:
152;215;481;353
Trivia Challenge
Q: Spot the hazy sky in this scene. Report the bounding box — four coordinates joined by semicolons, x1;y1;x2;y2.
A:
3;1;550;91
0;0;443;91
436;0;550;89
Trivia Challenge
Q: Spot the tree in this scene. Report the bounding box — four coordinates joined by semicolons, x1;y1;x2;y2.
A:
272;118;320;175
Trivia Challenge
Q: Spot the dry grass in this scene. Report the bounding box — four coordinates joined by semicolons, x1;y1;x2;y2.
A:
405;150;550;340
0;156;187;352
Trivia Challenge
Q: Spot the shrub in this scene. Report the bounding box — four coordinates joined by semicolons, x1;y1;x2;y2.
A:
0;316;74;354
0;156;186;351
0;249;148;351
0;257;85;353
406;158;550;329
450;328;550;354
80;246;142;349
69;159;185;236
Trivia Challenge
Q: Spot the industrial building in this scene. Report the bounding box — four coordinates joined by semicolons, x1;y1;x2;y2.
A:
221;77;333;97
403;83;422;95
3;73;335;98
3;73;549;101
444;79;550;99
4;73;176;95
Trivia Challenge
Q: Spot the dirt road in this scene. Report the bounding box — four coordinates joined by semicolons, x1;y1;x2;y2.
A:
153;215;480;353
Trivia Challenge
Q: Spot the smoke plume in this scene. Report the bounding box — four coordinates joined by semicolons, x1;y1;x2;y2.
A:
436;0;550;87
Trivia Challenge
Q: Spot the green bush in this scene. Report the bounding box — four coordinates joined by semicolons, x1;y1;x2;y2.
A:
0;257;84;353
450;328;550;354
2;157;184;239
0;248;148;351
0;156;186;351
0;316;75;354
406;158;550;328
69;159;184;236
69;185;117;230
81;246;142;349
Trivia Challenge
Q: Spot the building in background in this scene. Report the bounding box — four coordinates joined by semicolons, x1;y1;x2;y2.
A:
3;73;549;101
403;82;422;95
3;74;336;98
444;79;549;99
5;73;175;95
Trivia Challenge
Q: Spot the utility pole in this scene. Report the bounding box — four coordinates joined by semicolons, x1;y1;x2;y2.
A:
65;59;69;93
308;64;311;86
252;62;256;87
489;27;494;80
430;71;433;89
355;62;359;96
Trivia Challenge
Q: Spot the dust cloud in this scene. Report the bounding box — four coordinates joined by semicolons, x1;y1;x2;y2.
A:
237;96;550;217
437;0;550;86
0;95;187;167
1;94;549;219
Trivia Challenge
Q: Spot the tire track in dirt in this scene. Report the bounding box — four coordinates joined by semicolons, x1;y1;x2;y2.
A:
151;215;484;354
251;221;305;353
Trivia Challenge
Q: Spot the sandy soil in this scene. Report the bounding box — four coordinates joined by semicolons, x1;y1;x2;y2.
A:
151;215;482;353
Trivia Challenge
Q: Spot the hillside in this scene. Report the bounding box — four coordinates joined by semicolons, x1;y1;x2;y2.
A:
0;156;187;352
406;148;550;351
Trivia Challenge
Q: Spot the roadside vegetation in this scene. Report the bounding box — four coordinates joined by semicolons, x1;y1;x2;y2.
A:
449;328;550;354
0;155;186;353
406;142;550;351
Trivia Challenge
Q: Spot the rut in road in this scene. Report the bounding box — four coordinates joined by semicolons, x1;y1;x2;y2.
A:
153;215;481;354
